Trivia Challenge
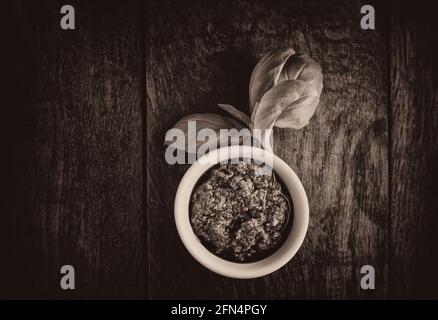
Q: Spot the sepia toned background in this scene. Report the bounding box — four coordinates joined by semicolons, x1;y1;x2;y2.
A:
2;0;437;299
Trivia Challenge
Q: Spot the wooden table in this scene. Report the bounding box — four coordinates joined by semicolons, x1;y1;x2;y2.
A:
3;0;437;299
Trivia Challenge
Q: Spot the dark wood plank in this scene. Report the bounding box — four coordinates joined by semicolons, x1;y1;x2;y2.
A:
147;0;388;299
2;0;145;298
389;1;438;298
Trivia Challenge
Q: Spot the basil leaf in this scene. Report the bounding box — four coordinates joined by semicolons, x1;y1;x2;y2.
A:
218;104;251;127
249;49;323;131
249;48;296;113
164;113;246;153
252;80;319;131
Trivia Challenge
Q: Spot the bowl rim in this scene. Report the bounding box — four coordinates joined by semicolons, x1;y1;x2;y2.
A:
174;145;309;279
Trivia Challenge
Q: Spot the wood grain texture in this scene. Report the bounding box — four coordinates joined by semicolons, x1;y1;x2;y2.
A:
2;0;145;298
147;0;388;299
390;1;438;298
3;0;437;299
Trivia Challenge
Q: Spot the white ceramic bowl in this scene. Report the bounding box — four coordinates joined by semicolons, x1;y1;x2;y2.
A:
174;145;309;279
